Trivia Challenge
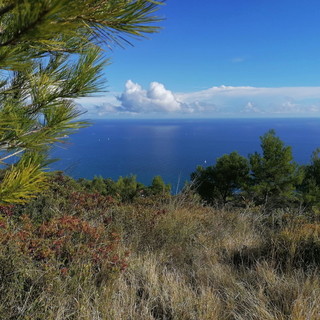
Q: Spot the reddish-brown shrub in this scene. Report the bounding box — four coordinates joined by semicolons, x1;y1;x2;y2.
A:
0;214;128;274
0;205;15;216
69;191;117;213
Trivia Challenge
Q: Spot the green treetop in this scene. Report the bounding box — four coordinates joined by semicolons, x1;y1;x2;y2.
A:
0;0;162;204
191;151;249;205
298;148;320;207
249;129;301;205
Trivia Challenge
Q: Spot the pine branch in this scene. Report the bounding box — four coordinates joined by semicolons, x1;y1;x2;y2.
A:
0;8;51;47
0;3;15;17
0;0;163;204
0;148;25;162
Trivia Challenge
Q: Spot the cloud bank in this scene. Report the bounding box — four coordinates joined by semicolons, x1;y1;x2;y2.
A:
77;80;320;117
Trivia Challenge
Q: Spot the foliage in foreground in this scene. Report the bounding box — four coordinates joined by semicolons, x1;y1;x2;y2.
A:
0;172;319;319
0;0;162;204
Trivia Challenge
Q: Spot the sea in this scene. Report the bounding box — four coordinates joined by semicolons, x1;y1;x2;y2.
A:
50;118;320;192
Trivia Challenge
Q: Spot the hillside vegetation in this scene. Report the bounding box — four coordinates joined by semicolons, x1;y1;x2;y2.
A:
1;2;319;319
0;162;319;319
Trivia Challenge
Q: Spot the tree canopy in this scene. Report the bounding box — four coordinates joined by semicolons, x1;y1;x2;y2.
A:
249;129;301;205
0;0;162;204
191;151;249;205
191;130;305;208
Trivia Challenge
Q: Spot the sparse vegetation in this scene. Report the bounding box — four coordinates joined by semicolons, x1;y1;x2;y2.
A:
0;169;319;319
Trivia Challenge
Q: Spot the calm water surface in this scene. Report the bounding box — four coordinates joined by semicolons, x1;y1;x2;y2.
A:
51;118;320;191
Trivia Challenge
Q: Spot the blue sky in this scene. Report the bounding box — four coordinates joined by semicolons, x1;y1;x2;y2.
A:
79;0;320;118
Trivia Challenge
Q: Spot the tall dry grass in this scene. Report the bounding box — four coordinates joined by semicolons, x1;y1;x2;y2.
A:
0;192;319;319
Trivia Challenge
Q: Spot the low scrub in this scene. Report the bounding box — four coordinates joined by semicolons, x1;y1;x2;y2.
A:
0;173;319;319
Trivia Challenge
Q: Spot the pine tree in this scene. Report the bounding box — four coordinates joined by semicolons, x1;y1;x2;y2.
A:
150;175;171;195
249;129;301;206
191;151;249;205
298;148;320;207
0;0;162;204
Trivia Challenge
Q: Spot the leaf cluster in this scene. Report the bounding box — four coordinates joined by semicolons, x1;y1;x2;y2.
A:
0;0;162;69
0;0;163;204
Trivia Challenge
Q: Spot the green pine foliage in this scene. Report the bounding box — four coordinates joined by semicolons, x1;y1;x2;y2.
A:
249;130;303;206
191;151;249;205
0;0;162;70
77;174;171;203
299;148;320;208
191;130;306;209
150;175;171;196
0;0;162;204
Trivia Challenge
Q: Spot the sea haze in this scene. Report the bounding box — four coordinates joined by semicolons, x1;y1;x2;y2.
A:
51;118;320;191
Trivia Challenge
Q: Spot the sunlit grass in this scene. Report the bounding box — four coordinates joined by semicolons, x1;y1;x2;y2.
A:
0;174;319;319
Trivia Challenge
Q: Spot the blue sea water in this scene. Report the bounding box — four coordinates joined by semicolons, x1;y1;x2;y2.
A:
51;118;320;191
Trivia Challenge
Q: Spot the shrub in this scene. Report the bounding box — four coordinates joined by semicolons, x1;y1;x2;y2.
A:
0;214;128;277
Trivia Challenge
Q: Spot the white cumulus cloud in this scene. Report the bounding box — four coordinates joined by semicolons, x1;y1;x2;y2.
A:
119;80;183;113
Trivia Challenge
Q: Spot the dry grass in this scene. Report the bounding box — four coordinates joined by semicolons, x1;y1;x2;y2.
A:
0;194;319;319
